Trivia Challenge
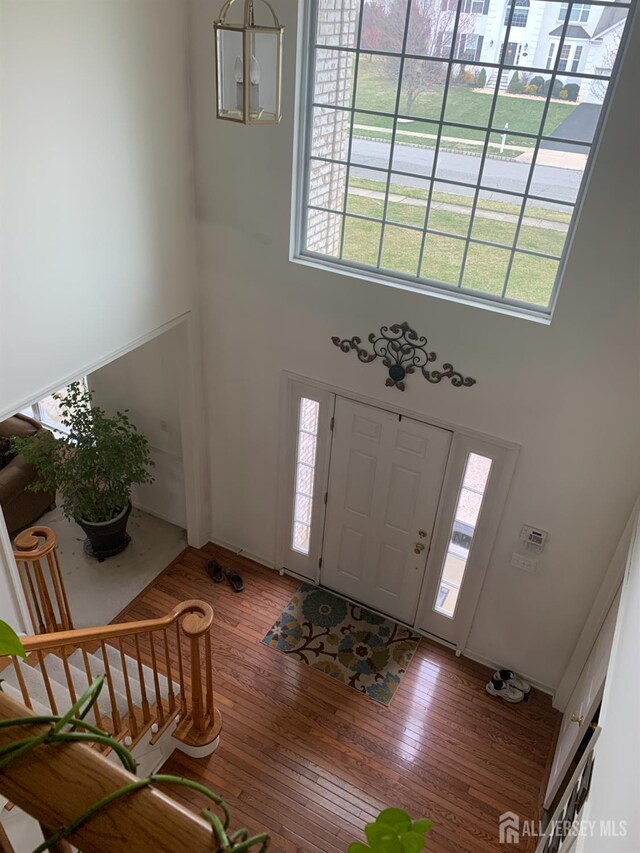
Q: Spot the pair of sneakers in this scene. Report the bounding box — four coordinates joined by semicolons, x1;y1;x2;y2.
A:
486;669;531;703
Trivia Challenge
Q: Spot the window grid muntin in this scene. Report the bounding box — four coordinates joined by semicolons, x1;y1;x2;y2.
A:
309;153;577;208
454;0;523;292
300;0;633;314
338;0;366;259
310;103;595;149
374;0;416;269
310;47;623;80
307;205;564;260
416;0;467;276
456;0;530;294
500;6;576;298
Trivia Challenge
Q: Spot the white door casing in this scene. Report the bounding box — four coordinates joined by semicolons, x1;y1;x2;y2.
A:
321;397;452;624
416;433;516;648
544;588;621;809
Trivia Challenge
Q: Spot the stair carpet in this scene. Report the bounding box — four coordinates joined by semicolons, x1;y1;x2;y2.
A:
0;645;170;726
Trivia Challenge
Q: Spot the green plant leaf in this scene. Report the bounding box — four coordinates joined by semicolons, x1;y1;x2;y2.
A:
371;837;403;853
399;831;426;853
0;622;25;658
376;809;411;828
348;844;372;853
366;822;398;846
410;819;433;835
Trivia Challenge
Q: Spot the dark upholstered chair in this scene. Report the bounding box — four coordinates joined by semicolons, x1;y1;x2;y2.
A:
0;414;56;535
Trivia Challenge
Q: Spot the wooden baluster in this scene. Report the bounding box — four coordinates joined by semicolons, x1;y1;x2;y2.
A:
100;640;122;736
133;636;150;723
175;622;187;717
204;629;214;721
117;638;138;739
162;629;176;713
0;822;16;853
37;826;73;853
32;559;57;634
189;632;204;734
149;633;165;727
80;646;102;729
17;561;43;635
36;650;58;716
46;549;73;631
59;645;77;707
11;657;32;711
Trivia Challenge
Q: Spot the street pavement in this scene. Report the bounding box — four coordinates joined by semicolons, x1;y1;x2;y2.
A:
350;137;583;208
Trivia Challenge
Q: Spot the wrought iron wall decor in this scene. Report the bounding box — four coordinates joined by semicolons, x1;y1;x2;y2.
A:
331;321;476;392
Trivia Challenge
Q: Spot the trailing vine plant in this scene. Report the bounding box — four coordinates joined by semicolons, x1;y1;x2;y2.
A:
0;625;433;852
0;662;270;852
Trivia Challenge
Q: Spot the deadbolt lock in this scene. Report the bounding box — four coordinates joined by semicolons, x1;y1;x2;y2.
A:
418;529;428;538
414;543;425;554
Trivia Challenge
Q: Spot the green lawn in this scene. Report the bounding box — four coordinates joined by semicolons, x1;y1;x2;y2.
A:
340;186;564;306
352;60;577;149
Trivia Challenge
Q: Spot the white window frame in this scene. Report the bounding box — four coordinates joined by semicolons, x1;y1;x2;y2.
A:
504;0;530;28
276;379;334;581
415;433;518;650
558;2;592;22
292;0;638;322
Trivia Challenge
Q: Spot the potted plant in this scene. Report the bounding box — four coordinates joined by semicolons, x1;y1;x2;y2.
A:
11;382;154;561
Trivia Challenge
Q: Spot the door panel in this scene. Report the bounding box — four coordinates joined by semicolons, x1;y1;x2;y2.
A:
321;398;452;624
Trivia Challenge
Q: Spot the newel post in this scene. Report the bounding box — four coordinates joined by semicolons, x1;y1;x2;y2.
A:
13;526;73;635
174;603;222;758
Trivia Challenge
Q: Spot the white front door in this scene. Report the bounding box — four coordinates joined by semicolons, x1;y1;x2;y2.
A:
321;397;452;624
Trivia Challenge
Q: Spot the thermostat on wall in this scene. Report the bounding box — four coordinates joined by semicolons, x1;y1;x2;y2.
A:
520;525;548;551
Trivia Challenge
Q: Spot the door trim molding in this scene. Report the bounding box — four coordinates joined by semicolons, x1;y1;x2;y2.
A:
276;371;521;652
279;371;520;453
552;497;639;711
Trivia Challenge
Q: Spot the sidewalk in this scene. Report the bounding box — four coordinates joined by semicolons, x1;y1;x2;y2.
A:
353;123;588;169
349;186;569;233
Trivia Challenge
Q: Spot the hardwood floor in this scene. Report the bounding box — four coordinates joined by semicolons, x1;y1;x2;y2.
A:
116;544;559;853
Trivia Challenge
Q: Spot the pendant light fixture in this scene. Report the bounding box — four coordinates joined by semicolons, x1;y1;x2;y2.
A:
214;0;283;125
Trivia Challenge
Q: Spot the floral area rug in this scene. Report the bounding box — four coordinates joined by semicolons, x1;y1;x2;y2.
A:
261;584;421;705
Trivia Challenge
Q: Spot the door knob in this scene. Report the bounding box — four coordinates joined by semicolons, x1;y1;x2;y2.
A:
414;543;425;554
418;529;428;538
570;713;584;726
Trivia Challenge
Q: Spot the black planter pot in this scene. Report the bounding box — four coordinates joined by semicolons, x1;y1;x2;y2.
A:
77;502;132;562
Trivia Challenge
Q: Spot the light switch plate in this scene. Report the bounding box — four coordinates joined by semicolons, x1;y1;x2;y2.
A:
511;552;537;573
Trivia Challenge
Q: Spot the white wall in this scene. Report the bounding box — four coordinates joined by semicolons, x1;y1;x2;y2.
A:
88;326;187;530
578;513;640;853
188;0;640;690
0;0;196;418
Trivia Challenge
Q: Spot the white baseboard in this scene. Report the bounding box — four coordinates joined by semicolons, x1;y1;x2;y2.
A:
462;647;556;697
204;533;557;698
131;501;186;531
206;533;276;570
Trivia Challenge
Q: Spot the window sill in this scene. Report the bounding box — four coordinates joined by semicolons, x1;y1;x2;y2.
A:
290;251;553;326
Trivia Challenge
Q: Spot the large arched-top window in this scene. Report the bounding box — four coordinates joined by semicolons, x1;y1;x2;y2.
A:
504;0;530;27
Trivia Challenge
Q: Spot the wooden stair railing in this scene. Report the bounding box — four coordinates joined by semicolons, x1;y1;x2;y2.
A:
12;527;73;635
0;600;221;753
0;691;220;853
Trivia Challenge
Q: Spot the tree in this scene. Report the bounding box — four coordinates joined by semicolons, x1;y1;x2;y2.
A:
589;27;622;102
363;0;477;113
